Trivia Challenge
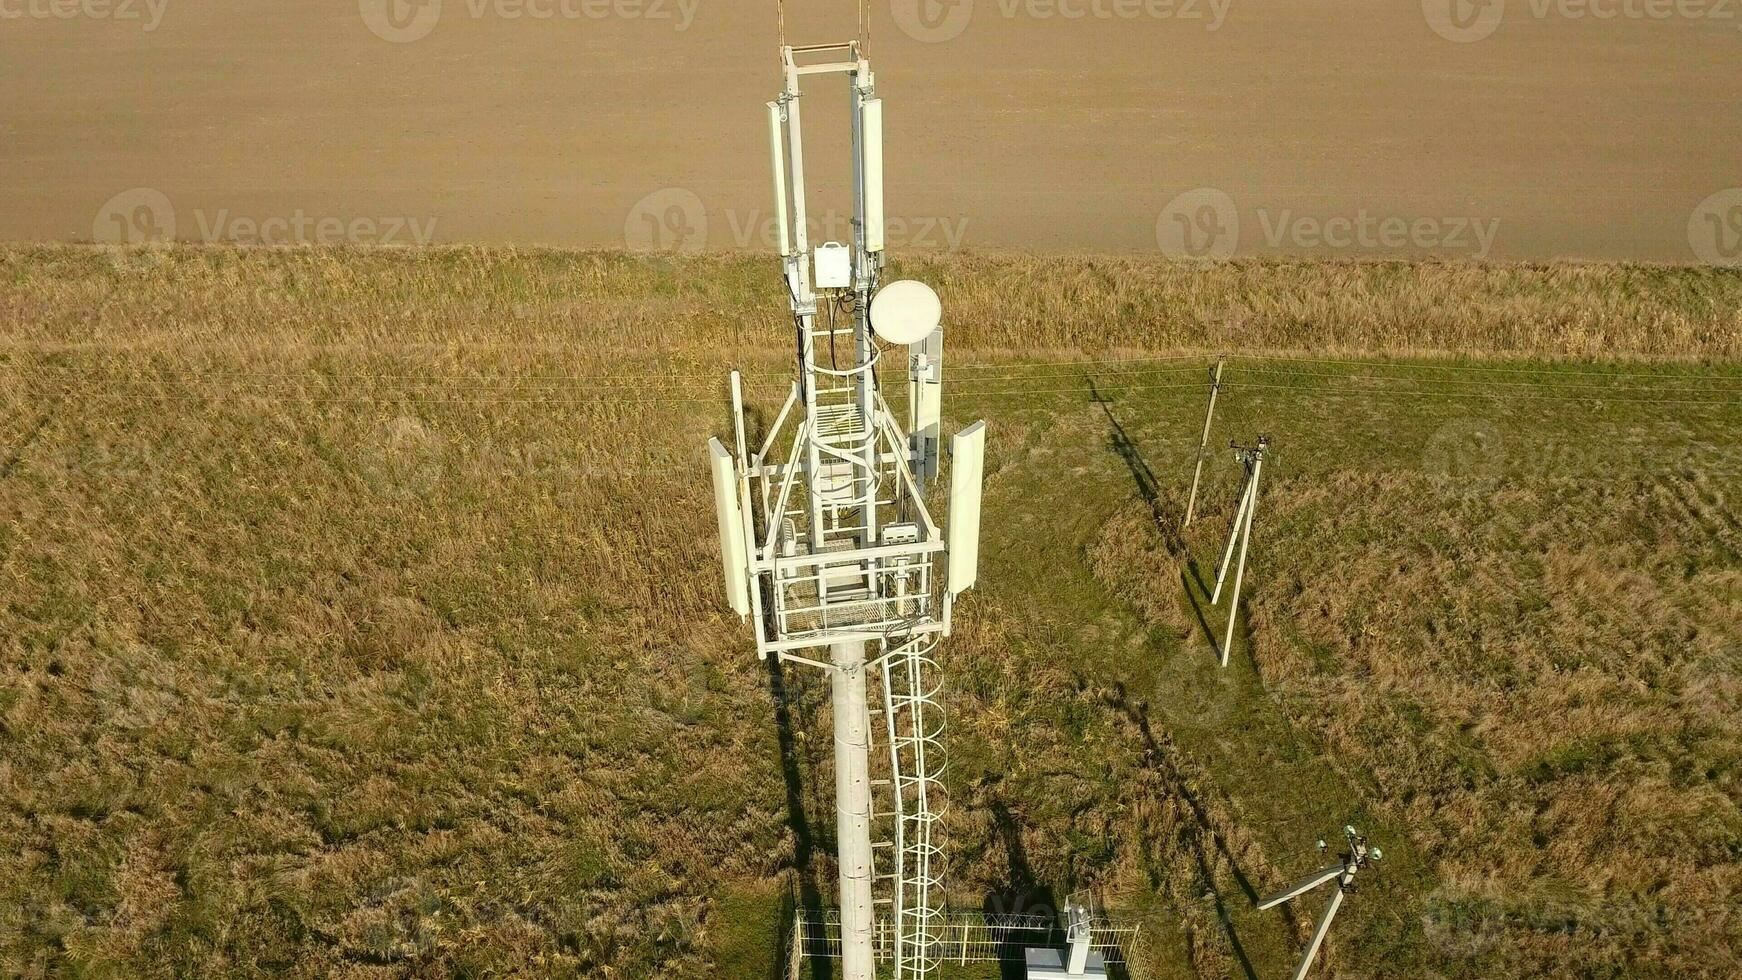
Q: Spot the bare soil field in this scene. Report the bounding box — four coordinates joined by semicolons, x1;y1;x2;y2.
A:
4;4;1741;261
1;247;1739;977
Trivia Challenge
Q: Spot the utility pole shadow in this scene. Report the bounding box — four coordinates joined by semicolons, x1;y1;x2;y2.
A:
1088;379;1186;555
1179;567;1222;663
1091;377;1230;663
1104;682;1263;980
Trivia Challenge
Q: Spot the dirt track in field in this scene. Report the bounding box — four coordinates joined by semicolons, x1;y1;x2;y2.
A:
3;1;1739;262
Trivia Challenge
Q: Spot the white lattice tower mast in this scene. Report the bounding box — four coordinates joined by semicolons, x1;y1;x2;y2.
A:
705;34;985;980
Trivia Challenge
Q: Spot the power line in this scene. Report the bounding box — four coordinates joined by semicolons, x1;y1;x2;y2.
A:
1222;379;1736;408
10;348;1739;389
1230;351;1742;384
21;374;1737;409
10;349;1742;408
1231;364;1740;397
8;359;1208;389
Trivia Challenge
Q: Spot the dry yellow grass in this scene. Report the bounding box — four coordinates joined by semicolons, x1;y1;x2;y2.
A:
5;246;1741;359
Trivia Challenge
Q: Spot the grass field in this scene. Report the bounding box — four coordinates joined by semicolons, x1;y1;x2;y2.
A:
1;247;1739;978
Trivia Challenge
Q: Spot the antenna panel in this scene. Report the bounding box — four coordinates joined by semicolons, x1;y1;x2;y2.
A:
947;421;986;595
814;242;852;289
709;438;750;617
767;102;792;257
861;97;885;253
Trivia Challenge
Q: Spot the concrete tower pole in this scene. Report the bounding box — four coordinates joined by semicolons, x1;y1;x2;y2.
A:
831;639;876;980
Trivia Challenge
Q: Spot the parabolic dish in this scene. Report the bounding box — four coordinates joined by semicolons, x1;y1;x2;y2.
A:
869;280;942;345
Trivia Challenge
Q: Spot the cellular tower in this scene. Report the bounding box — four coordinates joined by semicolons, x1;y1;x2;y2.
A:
706;27;987;980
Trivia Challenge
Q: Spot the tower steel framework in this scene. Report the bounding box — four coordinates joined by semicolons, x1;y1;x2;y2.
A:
707;38;986;980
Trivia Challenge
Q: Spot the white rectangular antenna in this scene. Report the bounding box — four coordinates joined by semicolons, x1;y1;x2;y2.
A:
767;102;792;258
814;242;851;289
947;421;986;595
708;438;750;617
861;97;885;253
909;328;942;483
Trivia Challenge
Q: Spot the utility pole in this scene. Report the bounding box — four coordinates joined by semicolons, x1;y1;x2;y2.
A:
1184;357;1225;527
1257;826;1382;980
1212;436;1267;666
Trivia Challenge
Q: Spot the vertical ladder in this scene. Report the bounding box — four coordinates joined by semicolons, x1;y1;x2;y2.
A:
805;311;878;546
878;634;947;978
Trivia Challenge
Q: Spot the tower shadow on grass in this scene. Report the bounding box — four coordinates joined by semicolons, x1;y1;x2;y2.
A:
767;656;831;980
981;800;1060;980
745;382;824;979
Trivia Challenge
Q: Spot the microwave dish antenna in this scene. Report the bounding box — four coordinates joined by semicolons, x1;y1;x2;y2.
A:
871;280;944;346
